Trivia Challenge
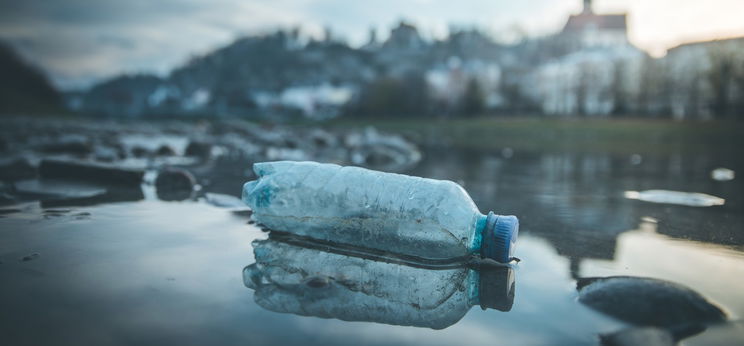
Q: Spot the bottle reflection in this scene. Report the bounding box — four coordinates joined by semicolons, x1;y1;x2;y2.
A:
243;234;515;330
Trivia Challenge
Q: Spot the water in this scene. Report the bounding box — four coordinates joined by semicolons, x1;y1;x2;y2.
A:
1;145;743;345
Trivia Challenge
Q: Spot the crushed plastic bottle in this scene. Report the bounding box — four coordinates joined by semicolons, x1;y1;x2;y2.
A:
242;161;519;263
244;235;515;329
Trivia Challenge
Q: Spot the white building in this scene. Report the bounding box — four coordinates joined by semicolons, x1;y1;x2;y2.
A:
528;0;645;116
664;38;744;119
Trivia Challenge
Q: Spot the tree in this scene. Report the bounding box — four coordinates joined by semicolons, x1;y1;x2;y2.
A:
460;78;485;116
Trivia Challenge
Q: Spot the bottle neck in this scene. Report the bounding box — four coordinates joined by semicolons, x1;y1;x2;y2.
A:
471;212;489;253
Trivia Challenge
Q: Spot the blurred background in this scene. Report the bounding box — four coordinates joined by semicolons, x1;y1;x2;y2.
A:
1;1;744;345
2;0;744;120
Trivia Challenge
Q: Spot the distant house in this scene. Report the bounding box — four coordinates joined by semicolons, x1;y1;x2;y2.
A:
382;22;425;51
664;37;744;119
561;0;629;49
527;0;645;116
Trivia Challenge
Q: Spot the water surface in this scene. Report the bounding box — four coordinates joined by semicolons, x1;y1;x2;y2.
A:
1;146;743;345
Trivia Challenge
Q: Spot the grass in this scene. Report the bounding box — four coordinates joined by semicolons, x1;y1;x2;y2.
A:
323;116;744;155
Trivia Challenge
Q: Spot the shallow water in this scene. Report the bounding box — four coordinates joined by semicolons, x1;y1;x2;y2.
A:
1;146;743;345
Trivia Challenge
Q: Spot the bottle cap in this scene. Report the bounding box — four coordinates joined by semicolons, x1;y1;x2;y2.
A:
479;267;516;311
482;212;519;263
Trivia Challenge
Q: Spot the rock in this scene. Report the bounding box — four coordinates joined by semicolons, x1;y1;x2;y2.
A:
307;129;337;148
39;159;144;188
265;147;307;161
155;168;195;201
39;135;92;156
156;144;177;156
0;208;22;216
346;127;421;171
93;146;124;162
130;146;150;158
185;140;212;158
0;158;37;181
577;276;726;328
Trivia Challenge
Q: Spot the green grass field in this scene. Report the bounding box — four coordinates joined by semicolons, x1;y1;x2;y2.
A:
324;117;744;154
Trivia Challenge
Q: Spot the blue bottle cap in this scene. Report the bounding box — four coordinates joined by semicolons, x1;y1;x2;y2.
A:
482;212;519;263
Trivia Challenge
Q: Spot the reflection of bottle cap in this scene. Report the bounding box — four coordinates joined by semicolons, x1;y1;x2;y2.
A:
482;212;519;263
479;267;515;311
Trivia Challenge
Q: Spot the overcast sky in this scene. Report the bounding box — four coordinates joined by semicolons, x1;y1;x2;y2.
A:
1;0;743;90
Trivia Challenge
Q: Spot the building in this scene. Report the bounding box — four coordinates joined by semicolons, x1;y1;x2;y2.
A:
664;37;744;119
525;0;644;116
561;0;629;49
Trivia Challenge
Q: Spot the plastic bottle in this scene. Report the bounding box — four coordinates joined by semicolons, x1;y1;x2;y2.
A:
244;235;515;329
242;161;518;263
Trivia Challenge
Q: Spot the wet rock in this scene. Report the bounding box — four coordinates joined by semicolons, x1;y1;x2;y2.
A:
577;276;726;328
20;253;40;262
39;159;144;188
130;146;150;158
39;135;92;156
265;147;307;161
156;144;177;156
185;140;212;158
218;133;261;158
93;146;124;162
155;168;195;201
0;158;37;181
0;208;22;216
307;129;337;148
346;127;421;171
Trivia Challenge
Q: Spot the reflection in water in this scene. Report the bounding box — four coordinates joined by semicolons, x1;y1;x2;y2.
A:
577;276;726;345
410;148;744;282
243;234;515;330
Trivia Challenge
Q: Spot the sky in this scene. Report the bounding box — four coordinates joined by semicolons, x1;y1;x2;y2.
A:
1;0;743;90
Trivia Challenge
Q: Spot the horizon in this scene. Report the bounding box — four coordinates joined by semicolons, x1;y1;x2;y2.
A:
1;0;743;90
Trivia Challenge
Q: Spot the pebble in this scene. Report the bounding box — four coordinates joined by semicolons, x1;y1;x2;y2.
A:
155;168;195;201
577;276;726;328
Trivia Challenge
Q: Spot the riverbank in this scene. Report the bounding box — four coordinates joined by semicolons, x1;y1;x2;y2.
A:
325;117;744;155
